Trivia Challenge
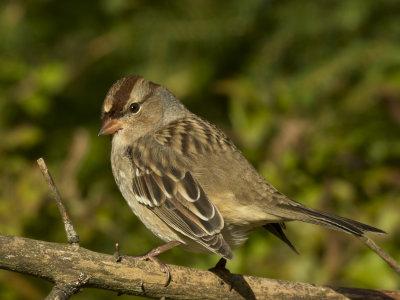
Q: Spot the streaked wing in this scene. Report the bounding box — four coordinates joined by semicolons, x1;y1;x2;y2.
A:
126;142;232;259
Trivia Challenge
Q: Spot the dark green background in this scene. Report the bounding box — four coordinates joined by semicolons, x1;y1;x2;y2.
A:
1;1;399;299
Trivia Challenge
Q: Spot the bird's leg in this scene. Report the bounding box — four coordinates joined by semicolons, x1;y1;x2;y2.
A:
117;241;181;287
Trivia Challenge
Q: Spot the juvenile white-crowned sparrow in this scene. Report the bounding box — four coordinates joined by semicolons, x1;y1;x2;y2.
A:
99;75;384;283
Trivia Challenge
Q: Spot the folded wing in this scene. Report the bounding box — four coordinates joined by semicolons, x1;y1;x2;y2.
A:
127;142;233;259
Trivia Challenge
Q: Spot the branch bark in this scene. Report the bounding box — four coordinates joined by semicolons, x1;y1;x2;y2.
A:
0;233;399;300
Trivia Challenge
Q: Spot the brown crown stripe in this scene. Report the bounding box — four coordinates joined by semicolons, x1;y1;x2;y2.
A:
104;75;161;118
112;76;143;113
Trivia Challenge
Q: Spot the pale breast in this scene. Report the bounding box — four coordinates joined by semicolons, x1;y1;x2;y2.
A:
111;142;184;244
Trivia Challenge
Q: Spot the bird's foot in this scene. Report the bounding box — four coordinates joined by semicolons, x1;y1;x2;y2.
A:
115;241;180;287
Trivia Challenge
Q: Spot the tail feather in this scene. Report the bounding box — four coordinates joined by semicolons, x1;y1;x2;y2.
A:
279;204;386;236
263;223;299;254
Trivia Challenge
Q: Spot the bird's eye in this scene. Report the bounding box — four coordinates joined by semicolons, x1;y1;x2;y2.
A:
129;103;140;114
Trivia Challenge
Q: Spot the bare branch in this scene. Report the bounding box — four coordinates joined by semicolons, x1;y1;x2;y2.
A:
1;233;399;300
37;158;80;245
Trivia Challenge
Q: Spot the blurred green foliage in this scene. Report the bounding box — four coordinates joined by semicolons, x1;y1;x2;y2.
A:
1;0;399;299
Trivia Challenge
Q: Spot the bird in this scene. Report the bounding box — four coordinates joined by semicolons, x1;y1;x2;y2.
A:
99;75;385;284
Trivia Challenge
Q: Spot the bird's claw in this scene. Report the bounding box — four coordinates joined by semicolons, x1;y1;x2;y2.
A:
114;241;180;287
138;253;171;287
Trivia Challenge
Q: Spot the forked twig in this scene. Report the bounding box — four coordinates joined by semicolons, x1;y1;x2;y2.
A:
37;157;80;245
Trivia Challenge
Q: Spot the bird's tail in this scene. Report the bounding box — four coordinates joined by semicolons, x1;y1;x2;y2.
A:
279;203;386;236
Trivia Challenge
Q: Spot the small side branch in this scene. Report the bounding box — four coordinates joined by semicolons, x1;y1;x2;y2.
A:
44;274;91;300
37;157;80;245
359;235;400;276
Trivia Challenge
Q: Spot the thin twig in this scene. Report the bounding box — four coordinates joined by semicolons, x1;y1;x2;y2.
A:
114;243;121;262
37;157;80;245
359;235;400;276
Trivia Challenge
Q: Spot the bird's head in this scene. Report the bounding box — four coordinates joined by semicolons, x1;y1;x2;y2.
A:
99;75;187;143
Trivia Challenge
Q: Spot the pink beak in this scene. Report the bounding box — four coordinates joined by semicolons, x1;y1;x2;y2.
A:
98;118;123;136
